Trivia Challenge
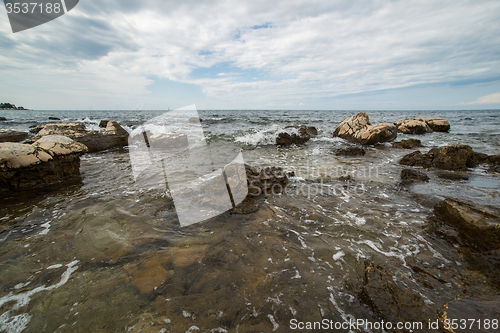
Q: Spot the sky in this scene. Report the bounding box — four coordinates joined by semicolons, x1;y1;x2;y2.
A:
1;0;500;110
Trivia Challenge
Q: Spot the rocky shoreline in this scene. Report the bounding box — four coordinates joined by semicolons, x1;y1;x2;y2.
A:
1;112;499;332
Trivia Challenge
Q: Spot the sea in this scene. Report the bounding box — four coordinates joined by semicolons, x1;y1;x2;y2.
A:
0;109;499;332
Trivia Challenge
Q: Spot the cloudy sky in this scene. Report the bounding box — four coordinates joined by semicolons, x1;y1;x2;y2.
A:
1;0;500;110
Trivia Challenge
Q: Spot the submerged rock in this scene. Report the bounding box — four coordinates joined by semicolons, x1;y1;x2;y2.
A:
0;117;7;121
276;125;317;145
439;295;500;333
400;145;479;170
0;136;87;191
333;112;397;145
433;197;500;252
0;130;29;143
400;168;429;185
394;117;450;133
26;121;129;153
392;139;423;149
335;146;366;156
48;116;61;121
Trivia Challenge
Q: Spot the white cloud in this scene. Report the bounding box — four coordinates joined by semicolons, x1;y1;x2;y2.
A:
1;0;500;108
459;92;500;105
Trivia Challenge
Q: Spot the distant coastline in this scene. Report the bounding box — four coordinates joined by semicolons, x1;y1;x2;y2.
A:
0;102;28;110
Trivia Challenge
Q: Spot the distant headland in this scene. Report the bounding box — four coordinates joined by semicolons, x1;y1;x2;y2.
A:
0;103;28;110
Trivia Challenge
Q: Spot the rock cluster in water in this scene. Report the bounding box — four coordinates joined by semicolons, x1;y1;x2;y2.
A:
394;117;450;134
0;130;29;143
276;125;317;145
333;112;397;145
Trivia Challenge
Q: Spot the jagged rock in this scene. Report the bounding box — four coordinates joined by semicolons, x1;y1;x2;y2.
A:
392;139;423;149
29;125;44;134
395;117;450;133
0;130;29;143
48;116;61;120
400;168;429;185
335;146;366;156
488;154;500;172
99;120;109;128
0;117;7;121
361;262;438;331
276;125;317;145
26;121;129;153
231;164;290;214
333;112;397;145
433;197;500;252
0;137;87;191
400;145;479;170
439;295;500;333
394;119;432;134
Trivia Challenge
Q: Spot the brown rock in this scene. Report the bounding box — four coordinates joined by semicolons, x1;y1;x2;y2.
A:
439;295;500;333
99;120;109;128
400;168;429;185
433;197;500;251
32;135;88;157
188;117;202;123
48;116;61;120
0;117;7;121
0;130;29;143
333;112;397;145
276;125;316;145
423;118;450;132
394;119;432;134
399;145;478;170
392;139;423;149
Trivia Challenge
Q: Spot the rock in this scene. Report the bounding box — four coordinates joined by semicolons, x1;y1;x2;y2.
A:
0;137;87;191
394;117;450;133
488;154;500;173
439;295;500;333
400;145;479;170
392;139;423;149
147;133;188;149
231;164;290;214
333;112;397;145
48;116;61;120
99;120;109;128
0;130;29;143
29;125;44;134
276;125;317;145
188;117;202;123
27;121;129;153
338;175;353;182
335;146;366;156
0;117;7;121
433;197;500;251
394;119;432;134
400;168;429;185
361;262;438;331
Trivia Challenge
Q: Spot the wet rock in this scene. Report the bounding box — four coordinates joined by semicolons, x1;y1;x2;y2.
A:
26;121;129;153
0;117;7;121
147;133;189;149
400;145;479;171
361;262;438;331
48;116;61;121
232;164;290;214
333;112;397;145
392;139;423;149
335;146;366;156
400;168;429;185
0;136;87;191
276;125;317;145
487;154;500;172
395;117;450;133
0;130;29;143
188;117;202;123
29;125;44;134
394;119;432;134
338;174;353;182
99;120;109;128
439;295;500;333
433;197;500;251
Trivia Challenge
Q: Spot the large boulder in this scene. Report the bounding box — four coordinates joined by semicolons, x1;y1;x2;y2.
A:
276;125;317;146
0;136;87;191
394;117;450;133
400;145;479;170
333;112;397;145
0;130;29;143
26;121;129;153
394;119;432;134
433;197;500;252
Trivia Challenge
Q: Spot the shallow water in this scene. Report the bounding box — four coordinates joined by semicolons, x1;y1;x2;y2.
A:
1;110;499;332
